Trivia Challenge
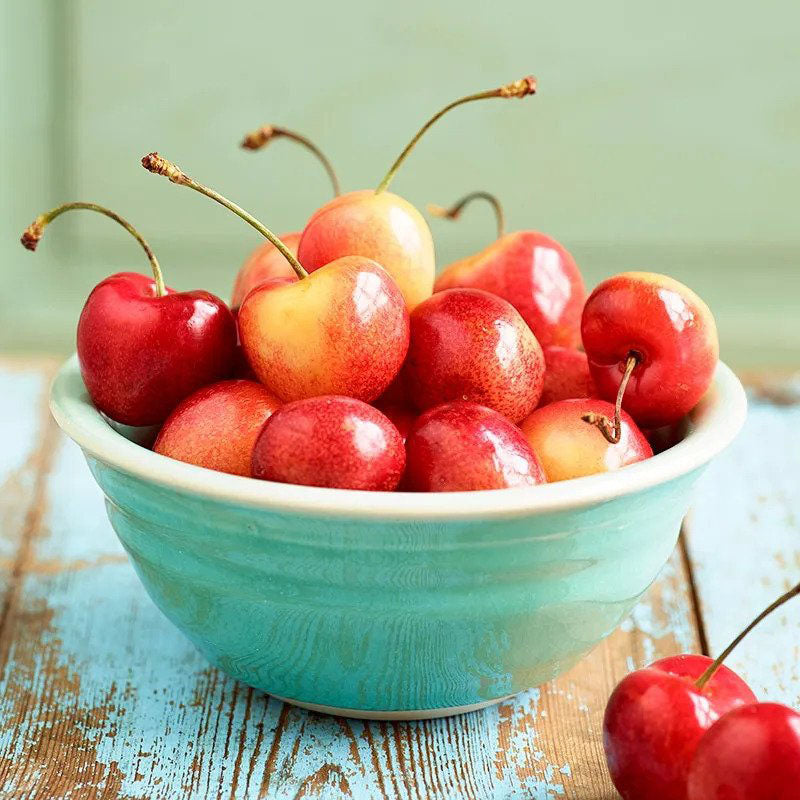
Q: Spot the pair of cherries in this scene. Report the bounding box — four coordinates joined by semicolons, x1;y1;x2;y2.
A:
604;582;800;799
22;76;718;492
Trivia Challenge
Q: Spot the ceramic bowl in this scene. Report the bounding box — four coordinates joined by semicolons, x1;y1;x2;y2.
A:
50;355;746;719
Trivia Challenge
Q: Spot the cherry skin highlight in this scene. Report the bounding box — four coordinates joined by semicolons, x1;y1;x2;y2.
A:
238;259;410;403
603;655;757;800
539;346;595;407
403;402;546;492
231;231;300;311
687;703;800;800
252;396;405;491
581;272;719;429
520;398;652;482
404;288;545;423
153;380;280;476
78;273;236;427
435;231;586;348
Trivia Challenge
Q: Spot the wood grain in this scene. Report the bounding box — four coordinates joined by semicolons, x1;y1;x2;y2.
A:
685;389;800;707
0;360;743;799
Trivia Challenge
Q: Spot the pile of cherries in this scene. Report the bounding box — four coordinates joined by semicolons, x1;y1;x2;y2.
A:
604;581;800;799
23;76;719;492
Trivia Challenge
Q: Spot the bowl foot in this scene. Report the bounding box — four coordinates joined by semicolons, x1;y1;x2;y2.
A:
268;691;517;720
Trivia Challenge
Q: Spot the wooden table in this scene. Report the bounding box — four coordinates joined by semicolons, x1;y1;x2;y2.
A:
1;360;798;799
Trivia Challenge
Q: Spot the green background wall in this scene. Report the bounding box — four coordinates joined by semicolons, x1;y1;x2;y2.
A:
2;1;798;366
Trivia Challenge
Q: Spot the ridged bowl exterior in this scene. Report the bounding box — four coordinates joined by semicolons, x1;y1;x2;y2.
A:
50;355;746;715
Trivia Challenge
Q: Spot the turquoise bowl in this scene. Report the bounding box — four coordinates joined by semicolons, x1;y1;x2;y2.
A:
50;355;746;719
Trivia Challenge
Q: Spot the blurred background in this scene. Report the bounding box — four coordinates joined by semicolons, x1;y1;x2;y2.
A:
1;0;798;368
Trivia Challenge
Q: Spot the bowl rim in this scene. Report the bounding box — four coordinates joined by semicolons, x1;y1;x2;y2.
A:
49;354;747;520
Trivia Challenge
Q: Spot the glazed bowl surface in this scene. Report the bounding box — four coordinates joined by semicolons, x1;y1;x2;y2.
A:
50;355;746;719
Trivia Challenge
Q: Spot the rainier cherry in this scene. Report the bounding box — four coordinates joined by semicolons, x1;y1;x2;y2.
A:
21;202;236;426
142;154;409;404
430;191;586;347
252;396;405;491
582;272;719;434
403;288;545;423
521;398;652;482
231;125;341;311
604;580;800;800
154;380;280;476
298;77;537;309
403;402;546;492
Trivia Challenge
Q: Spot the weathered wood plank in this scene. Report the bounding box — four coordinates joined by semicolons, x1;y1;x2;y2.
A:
0;421;700;799
685;386;800;706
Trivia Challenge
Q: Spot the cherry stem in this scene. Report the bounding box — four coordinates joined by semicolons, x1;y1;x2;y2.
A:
427;190;506;239
141;153;308;280
695;579;800;690
20;202;166;296
582;353;638;444
240;124;341;197
375;75;537;194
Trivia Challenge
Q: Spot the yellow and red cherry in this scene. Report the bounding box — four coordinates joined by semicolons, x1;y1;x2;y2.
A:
687;703;800;799
430;191;586;347
581;272;719;431
403;402;546;492
251;396;405;491
539;346;595;407
142;153;409;404
520;398;652;482
604;580;800;800
153;379;280;476
21;202;236;427
298;77;537;310
231;126;341;311
403;288;545;423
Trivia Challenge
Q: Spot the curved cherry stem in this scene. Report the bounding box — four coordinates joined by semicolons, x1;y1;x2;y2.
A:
427;190;506;239
241;125;341;197
375;75;537;194
141;153;308;280
582;353;638;444
20;202;166;296
695;579;800;690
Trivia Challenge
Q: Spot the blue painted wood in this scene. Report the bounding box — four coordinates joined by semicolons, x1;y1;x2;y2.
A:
0;363;701;798
686;387;800;706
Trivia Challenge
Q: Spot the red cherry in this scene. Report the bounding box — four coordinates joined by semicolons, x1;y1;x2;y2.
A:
404;288;545;423
21;203;236;427
539;346;595;407
687;703;800;800
154;380;280;476
252;396;405;491
520;398;652;482
403;402;546;492
581;272;719;429
431;192;585;348
603;655;757;800
373;373;417;443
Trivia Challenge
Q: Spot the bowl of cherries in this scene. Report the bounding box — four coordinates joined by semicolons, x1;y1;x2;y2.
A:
39;77;746;719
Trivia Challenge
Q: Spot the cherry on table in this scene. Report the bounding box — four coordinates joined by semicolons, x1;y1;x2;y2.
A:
687;702;800;800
